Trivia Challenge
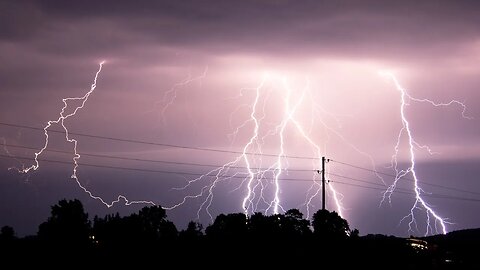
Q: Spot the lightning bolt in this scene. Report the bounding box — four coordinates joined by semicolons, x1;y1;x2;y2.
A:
169;73;345;221
380;71;470;235
15;62;462;236
166;76;269;221
9;62;462;235
158;66;208;124
16;62;155;208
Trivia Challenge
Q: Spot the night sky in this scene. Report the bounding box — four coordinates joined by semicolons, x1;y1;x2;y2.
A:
1;0;479;237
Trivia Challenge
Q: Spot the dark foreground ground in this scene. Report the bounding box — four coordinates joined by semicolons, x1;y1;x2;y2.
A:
1;229;478;269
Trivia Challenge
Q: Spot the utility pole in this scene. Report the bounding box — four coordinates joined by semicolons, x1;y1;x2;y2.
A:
322;156;326;210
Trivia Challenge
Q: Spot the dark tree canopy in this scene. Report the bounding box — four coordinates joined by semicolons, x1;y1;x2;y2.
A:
2;199;476;268
0;226;16;242
93;205;177;248
283;208;311;238
206;213;248;240
312;209;350;240
248;212;278;238
37;199;91;247
179;221;203;241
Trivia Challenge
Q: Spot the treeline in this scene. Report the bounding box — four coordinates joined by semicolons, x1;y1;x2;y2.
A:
0;199;475;268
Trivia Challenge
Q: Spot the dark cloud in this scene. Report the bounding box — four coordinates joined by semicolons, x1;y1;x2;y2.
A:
2;0;479;59
0;1;44;40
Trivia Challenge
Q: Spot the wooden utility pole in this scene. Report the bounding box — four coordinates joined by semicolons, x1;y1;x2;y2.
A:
322;156;326;210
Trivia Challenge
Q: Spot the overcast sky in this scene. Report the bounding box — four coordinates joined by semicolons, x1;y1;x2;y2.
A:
1;0;479;237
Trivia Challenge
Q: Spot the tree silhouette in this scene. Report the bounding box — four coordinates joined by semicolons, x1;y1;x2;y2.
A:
312;209;350;240
180;221;203;241
246;209;312;261
206;213;247;240
283;209;311;238
93;205;177;250
38;199;91;247
93;212;139;248
178;221;204;262
1;198;477;268
138;205;177;241
0;226;15;242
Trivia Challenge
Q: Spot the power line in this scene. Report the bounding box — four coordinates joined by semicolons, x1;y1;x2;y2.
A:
330;180;480;203
2;141;477;197
2;122;477;197
328;172;387;187
330;159;480;197
330;160;381;174
0;122;319;160
329;173;428;195
2;143;315;172
329;171;478;196
0;154;316;182
328;172;480;199
2;153;477;204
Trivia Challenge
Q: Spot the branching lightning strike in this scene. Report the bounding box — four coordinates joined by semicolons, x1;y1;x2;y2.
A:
167;73;345;221
9;62;471;235
159;66;208;124
16;62;155;208
380;71;470;235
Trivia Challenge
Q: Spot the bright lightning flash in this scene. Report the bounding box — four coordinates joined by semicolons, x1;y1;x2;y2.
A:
168;72;344;221
380;71;470;235
14;63;468;236
17;62;155;208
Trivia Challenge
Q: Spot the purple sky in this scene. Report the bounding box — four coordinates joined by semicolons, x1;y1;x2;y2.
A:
1;0;479;236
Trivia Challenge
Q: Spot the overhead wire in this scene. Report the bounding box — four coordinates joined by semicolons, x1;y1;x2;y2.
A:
1;121;478;197
1;153;478;203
